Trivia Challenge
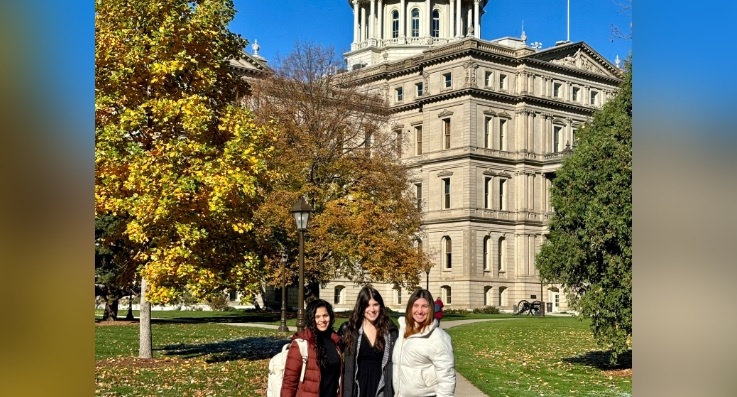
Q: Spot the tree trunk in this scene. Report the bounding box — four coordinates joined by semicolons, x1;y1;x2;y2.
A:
138;277;153;358
102;297;119;321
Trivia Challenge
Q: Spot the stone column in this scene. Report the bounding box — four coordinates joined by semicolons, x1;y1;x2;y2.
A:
467;8;472;36
378;0;383;41
428;0;432;37
474;0;481;38
361;6;366;41
369;0;375;39
456;0;462;38
449;0;455;37
353;0;359;44
400;0;406;39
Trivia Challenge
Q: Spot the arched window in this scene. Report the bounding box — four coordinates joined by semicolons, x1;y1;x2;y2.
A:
392;10;399;38
432;9;440;37
441;285;452;304
442;236;452;269
498;237;506;273
484;286;492;306
334;285;345;304
411;9;420;37
498;286;508;306
483;235;491;271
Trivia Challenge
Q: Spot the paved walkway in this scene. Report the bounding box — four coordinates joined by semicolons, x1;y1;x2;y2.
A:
229;318;505;396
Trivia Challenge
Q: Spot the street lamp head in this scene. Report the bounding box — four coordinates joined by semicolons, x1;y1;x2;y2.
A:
281;251;288;264
291;197;313;231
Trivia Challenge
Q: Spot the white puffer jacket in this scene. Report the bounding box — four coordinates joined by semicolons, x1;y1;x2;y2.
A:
392;317;456;397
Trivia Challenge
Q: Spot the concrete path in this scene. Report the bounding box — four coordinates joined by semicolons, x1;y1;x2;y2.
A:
440;319;496;397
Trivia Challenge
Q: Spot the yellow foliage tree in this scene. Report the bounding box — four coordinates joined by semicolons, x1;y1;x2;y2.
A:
249;43;431;294
95;0;278;356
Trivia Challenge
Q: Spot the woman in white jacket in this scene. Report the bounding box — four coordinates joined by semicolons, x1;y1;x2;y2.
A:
392;289;455;397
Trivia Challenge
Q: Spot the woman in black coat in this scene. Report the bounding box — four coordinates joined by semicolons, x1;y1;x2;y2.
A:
339;286;398;397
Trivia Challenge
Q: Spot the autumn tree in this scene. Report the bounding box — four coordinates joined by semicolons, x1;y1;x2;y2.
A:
95;0;277;357
536;62;632;364
248;42;431;295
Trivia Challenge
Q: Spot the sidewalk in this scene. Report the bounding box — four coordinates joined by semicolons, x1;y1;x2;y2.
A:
440;319;497;397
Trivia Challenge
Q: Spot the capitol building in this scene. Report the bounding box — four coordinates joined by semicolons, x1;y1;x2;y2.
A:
249;0;623;313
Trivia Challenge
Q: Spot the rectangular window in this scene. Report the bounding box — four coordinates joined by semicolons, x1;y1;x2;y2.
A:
442;178;451;209
484;117;492;148
499;74;507;90
590;90;598;105
443;119;451;149
396;130;402;156
485;71;493;88
499;119;507;151
553;126;562;153
415;125;423;155
415;183;422;210
395;87;403;102
484;177;492;209
553;82;562;98
443;73;452;88
392;20;399;38
365;131;373;155
498;238;506;272
571;86;580;102
416;82;423;97
499;179;506;211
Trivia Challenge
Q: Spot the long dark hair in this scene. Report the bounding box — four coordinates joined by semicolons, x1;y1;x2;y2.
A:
344;286;392;355
304;299;335;368
404;289;435;338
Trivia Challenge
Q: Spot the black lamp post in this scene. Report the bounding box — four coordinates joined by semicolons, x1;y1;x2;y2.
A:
278;250;290;332
291;197;313;332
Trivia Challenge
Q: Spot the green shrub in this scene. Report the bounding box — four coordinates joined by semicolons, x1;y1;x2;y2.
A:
472;306;500;314
206;293;230;311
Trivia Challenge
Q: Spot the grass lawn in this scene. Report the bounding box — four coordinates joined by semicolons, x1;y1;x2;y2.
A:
96;312;630;396
448;317;632;397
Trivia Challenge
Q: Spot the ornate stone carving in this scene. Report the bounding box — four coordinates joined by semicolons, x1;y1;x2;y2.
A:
551;48;607;76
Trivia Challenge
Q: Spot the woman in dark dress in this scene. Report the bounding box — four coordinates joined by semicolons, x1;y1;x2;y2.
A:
339;286;398;397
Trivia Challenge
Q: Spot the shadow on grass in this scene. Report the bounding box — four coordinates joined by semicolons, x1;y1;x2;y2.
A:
563;349;632;370
158;336;292;363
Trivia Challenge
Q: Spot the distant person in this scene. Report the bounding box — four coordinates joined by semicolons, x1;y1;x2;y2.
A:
339;286;399;397
433;296;444;326
392;289;455;397
281;299;343;397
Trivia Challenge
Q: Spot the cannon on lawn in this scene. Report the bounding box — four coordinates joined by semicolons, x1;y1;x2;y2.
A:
515;299;543;315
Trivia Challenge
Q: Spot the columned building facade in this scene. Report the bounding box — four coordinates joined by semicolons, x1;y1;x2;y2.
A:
317;0;622;313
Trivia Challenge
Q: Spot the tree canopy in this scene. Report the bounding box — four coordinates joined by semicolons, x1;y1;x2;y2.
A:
248;42;431;291
95;0;277;304
536;62;632;364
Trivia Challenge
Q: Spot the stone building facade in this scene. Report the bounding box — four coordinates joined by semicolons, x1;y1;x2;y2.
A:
313;0;622;313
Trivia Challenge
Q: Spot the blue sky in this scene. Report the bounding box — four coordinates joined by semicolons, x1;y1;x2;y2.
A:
231;0;632;66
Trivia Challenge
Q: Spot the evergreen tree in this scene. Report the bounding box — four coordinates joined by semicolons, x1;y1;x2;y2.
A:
537;62;632;364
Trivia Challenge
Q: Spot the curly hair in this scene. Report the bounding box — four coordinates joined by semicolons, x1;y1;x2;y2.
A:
343;286;392;355
404;289;435;338
304;299;335;368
